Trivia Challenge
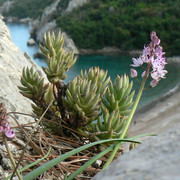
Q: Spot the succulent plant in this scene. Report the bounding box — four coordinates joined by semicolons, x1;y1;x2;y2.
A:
79;74;134;144
18;67;48;101
18;31;135;148
62;67;110;128
102;74;135;116
40;31;77;83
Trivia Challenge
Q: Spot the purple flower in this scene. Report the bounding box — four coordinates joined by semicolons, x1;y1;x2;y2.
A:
5;129;16;138
0;103;15;139
131;57;143;67
130;31;168;87
130;68;137;78
0;126;3;133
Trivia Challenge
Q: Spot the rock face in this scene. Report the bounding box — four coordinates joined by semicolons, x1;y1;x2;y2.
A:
0;1;14;14
93;123;180;180
29;0;59;39
30;0;60;42
27;38;36;46
29;0;93;54
0;17;45;126
65;0;90;13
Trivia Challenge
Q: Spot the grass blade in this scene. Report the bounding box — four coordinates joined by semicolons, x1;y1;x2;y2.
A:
23;138;140;180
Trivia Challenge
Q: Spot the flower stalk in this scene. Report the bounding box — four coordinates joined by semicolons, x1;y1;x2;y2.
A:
104;31;167;168
3;136;22;180
103;67;149;169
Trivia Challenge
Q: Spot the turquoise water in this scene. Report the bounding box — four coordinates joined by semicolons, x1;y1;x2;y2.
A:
6;23;47;67
6;22;180;109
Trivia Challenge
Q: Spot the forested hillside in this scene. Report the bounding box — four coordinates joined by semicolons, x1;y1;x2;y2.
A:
1;0;52;18
56;0;180;56
1;0;180;56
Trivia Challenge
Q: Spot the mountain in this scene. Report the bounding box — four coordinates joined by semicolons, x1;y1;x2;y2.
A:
1;0;180;56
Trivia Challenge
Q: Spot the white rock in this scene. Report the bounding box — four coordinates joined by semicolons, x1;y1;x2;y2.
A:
30;0;79;54
0;17;46;126
66;0;90;12
0;1;14;14
27;38;36;46
62;32;79;54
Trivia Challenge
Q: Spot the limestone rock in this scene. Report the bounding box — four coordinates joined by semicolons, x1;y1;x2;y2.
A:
0;1;14;14
19;17;31;23
62;32;79;54
36;20;57;43
93;123;180;180
65;0;90;13
0;17;46;126
27;38;36;46
29;18;40;38
29;0;79;54
32;0;60;43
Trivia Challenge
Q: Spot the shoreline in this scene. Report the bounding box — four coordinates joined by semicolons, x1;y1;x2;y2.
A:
130;80;180;136
136;82;180;116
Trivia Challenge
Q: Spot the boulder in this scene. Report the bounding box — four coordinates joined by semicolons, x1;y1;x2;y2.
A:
0;17;46;126
27;38;36;46
93;123;180;180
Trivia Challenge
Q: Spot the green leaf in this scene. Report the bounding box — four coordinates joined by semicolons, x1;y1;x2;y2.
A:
23;138;140;180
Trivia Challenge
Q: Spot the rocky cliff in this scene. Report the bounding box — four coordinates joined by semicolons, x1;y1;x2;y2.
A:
29;0;91;54
0;17;45;126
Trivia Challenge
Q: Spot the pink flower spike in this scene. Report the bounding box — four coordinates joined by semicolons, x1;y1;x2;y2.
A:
5;129;16;138
0;126;3;133
1;120;10;129
131;57;143;67
130;68;137;78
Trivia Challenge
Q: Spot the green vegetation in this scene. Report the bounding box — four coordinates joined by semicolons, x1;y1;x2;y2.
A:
3;0;52;18
0;0;8;6
1;0;179;55
56;0;180;56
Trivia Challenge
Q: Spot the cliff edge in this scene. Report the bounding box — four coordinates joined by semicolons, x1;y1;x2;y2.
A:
0;17;45;126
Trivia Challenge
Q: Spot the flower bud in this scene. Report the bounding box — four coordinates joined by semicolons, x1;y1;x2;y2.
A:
141;71;146;78
0;126;3;133
150;31;156;40
130;68;137;78
150;79;159;87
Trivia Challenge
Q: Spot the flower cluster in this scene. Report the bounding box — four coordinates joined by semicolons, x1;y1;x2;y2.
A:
0;103;15;138
130;31;167;87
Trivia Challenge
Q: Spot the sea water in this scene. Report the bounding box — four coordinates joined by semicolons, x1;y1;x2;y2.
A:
6;22;180;109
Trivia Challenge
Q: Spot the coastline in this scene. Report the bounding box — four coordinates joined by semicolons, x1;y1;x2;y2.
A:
130;75;180;136
79;47;142;56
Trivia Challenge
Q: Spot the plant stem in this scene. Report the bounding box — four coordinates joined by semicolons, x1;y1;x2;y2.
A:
103;68;149;169
3;136;23;180
10;100;53;180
